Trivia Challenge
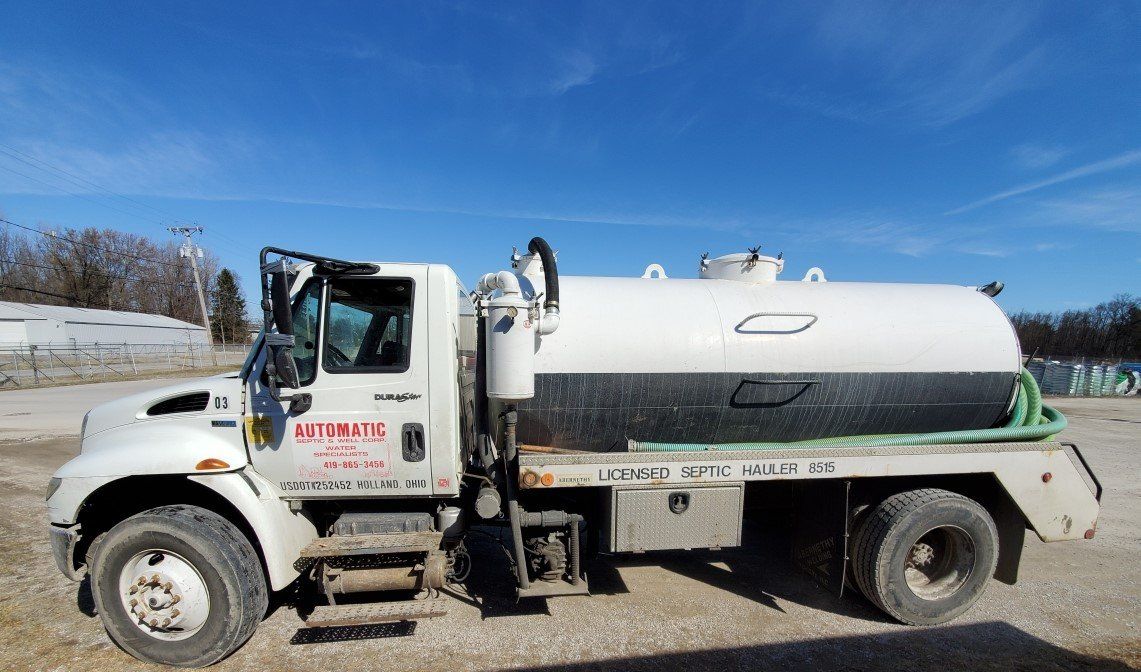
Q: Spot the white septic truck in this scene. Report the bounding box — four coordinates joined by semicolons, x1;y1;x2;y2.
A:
47;238;1101;666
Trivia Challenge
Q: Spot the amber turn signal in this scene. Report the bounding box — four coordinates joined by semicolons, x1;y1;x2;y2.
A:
195;458;231;471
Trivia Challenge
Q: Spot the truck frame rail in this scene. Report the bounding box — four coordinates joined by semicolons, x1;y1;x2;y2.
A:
517;441;1101;543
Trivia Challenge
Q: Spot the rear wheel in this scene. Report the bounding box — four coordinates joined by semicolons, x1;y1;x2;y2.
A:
90;505;267;667
851;488;998;625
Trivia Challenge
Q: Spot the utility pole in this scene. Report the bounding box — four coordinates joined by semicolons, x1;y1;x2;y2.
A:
169;226;214;345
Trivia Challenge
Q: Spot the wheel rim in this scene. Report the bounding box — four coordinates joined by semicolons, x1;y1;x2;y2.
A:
117;549;210;641
903;525;976;601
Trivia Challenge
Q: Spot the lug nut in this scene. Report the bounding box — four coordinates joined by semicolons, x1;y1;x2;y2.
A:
171;595;181;604
149;618;158;627
138;610;147;620
171;609;180;617
128;585;138;594
129;599;137;607
163;582;172;591
151;574;161;583
162;618;171;627
137;577;146;586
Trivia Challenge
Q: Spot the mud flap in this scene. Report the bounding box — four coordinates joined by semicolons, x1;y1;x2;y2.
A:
791;480;851;596
991;491;1026;585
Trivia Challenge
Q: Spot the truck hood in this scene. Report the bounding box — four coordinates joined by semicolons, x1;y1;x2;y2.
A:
81;374;245;445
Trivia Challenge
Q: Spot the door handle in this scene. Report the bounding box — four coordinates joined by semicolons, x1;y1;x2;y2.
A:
402;423;425;462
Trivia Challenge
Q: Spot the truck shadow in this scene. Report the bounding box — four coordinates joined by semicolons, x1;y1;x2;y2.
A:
590;515;886;623
455;516;880;623
448;527;555;619
510;621;1134;672
76;576;97;617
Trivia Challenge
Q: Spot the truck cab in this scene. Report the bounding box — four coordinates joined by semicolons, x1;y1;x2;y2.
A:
243;260;475;500
47;252;479;666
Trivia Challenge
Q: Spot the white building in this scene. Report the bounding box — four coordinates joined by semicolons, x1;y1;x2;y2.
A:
0;302;209;347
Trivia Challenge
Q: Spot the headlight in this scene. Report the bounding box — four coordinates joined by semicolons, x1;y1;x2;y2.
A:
46;477;62;502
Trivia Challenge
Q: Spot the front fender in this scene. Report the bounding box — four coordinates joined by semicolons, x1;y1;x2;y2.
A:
188;470;318;590
55;420;249;479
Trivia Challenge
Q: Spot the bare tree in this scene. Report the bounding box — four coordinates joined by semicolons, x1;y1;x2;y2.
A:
0;224;219;324
1010;294;1140;360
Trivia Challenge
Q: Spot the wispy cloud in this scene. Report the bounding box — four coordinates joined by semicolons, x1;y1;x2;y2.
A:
546;50;597;95
945;149;1141;215
1010;143;1070;170
768;4;1050;128
1032;184;1141;233
785;215;1013;258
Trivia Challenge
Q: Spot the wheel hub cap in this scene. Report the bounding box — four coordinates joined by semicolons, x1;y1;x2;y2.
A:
903;526;976;601
119;551;210;641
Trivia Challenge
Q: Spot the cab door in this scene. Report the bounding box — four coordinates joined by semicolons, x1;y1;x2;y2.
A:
245;267;433;498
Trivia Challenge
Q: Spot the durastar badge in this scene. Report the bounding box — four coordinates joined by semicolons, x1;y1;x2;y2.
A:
374;392;423;402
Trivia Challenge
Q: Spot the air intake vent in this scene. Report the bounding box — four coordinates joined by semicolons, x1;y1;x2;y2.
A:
147;392;210;416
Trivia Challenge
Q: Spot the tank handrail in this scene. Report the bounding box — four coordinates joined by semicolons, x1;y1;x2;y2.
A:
735;311;819;334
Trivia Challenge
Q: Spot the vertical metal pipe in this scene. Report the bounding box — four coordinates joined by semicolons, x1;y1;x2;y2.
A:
568;516;582;586
507;500;530;590
503;408;518;462
502;405;529;590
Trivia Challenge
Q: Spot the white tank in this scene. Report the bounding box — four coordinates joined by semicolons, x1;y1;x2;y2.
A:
509;251;1021;452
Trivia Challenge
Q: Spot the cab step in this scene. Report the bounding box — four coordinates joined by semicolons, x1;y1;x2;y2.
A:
300;531;443;558
305;599;448;627
517;578;590;599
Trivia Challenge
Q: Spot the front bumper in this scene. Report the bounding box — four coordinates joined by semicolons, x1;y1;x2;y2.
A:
49;524;84;581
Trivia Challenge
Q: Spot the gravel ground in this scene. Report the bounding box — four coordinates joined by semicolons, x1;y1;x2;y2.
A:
0;387;1137;671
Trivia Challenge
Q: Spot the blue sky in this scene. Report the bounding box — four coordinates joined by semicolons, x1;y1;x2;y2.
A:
0;2;1137;312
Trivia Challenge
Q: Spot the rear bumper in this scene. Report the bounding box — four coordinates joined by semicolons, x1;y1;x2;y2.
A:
49;524;84;581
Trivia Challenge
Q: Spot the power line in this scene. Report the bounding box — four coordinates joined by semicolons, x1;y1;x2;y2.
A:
0;283;80;302
0;163;169;226
0;143;187;222
0;258;194;288
0;217;184;268
0;146;259;259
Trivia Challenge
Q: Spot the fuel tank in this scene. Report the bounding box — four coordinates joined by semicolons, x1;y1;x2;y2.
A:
506;252;1021;452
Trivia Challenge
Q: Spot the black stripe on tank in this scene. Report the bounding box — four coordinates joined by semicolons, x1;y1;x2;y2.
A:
515;371;1018;453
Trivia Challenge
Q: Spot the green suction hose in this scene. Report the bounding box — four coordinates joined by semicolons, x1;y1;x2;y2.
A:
629;367;1066;453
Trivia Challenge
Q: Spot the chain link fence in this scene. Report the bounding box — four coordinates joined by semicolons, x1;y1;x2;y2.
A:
0;342;252;388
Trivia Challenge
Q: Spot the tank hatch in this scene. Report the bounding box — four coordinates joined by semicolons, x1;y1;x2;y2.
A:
699;248;784;283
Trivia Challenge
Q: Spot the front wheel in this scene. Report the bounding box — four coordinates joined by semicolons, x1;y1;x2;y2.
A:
851;488;999;626
90;505;267;667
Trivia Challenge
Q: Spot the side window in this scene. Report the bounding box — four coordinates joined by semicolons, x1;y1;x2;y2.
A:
456;284;475;318
456;283;476;373
290;280;322;386
324;277;414;373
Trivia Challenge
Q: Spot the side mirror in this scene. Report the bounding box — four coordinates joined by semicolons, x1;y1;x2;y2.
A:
274;347;300;389
270;269;294;336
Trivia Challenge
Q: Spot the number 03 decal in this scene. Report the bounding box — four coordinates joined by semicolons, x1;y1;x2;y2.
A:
214;396;229;410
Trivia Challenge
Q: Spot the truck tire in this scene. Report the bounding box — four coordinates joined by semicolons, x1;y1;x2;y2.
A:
851;488;998;626
90;505;267;667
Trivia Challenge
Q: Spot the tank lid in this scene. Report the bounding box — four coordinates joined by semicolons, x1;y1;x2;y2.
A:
700;251;784;283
